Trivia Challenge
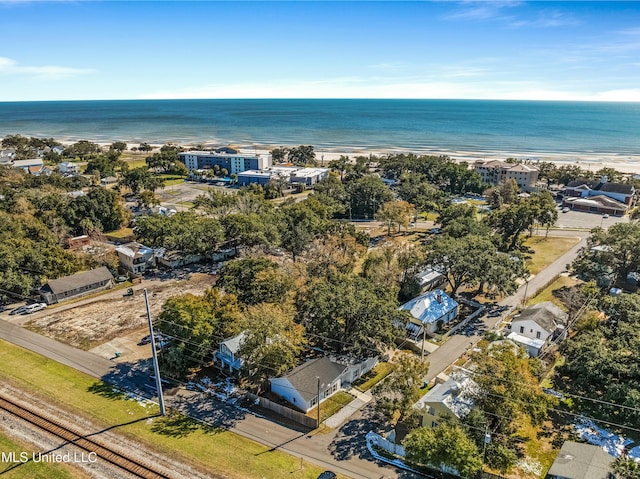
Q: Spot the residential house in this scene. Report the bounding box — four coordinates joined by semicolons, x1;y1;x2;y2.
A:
270;356;375;412
0;149;16;161
39;267;114;305
100;176;118;186
155;249;202;269
67;235;91;249
414;372;478;428
28;165;53;176
115;242;155;274
270;357;347;413
507;301;568;357
400;290;459;338
416;268;446;292
59;161;80;174
179;150;272;173
11;158;44;173
473;160;539;191
563;176;635;215
547;441;615;479
214;332;246;374
236;166;299;187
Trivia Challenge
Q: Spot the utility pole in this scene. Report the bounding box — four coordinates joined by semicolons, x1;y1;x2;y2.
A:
316;376;321;428
144;288;166;416
421;325;427;361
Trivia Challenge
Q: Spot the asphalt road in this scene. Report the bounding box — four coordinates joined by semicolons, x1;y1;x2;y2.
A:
0;229;590;479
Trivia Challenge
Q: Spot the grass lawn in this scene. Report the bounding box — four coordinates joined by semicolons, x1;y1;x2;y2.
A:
0;433;83;478
105;227;134;238
524;236;580;275
526;275;579;309
307;391;354;423
353;362;395;392
177;201;195;208
163;178;186;187
0;341;335;479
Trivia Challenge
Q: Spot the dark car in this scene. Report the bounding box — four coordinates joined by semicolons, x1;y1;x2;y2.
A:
9;306;27;316
0;306;7;313
317;473;337;479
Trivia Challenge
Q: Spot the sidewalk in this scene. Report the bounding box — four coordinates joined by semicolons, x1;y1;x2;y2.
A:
324;388;373;428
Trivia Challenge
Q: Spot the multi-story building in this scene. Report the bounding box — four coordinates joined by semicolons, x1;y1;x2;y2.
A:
179;150;272;174
473;160;539;191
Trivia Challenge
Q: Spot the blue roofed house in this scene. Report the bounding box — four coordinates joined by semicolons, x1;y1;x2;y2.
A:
400;290;459;338
213;332;246;374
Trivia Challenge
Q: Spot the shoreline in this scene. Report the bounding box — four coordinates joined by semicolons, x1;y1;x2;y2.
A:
46;138;640;175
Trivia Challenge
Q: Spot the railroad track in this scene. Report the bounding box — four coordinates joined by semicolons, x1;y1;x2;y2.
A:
0;395;171;479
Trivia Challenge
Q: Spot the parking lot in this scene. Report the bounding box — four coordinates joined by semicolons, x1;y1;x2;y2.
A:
554;204;629;229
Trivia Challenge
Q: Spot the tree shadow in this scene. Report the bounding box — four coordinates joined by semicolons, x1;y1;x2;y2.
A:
151;411;222;437
87;381;127;399
328;402;387;461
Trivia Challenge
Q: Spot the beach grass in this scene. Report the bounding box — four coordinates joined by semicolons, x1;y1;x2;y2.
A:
523;236;580;275
0;340;336;479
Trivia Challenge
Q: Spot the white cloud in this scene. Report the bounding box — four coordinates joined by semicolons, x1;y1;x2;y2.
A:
508;9;580;28
0;57;95;79
138;77;640;103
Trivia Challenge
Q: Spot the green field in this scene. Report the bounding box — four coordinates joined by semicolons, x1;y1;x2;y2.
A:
0;434;82;479
0;341;336;479
524;236;580;275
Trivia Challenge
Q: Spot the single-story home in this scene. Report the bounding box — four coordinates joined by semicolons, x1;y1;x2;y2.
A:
400;290;459;338
11;158;44;173
115;242;155;274
214;332;246;374
508;302;568;357
547;441;615;479
416;268;446;292
39;267;114;305
414;372;478;428
67;235;91;249
100;176;118;186
155;248;202;269
270;356;377;413
562;194;629;216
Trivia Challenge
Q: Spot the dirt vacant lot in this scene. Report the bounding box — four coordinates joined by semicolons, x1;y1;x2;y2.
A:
26;273;216;351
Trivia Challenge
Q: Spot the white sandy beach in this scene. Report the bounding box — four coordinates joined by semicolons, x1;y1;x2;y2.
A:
61;139;640;175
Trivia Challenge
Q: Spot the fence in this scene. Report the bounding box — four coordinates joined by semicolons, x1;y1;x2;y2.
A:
246;393;317;429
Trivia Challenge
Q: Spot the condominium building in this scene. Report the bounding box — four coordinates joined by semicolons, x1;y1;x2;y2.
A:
473;160;539;191
179;150;272;174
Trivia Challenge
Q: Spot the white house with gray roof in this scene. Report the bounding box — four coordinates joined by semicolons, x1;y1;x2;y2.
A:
507;301;568;356
39;267;114;305
115;242;155;274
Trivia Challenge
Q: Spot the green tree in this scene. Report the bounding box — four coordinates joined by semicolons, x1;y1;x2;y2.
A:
157;289;242;378
287;145;316;166
218;258;293;305
109;141;127;153
63;140;102;160
346;175;394;219
237;303;306;380
374;354;428;423
403;423;483;478
296;273;405;355
328;155;351;182
270;147;289;163
377;200;415;235
612;457;640;479
64;187;128;234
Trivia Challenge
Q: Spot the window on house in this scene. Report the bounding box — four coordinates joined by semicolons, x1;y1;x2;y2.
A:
519;326;524;333
431;421;438;428
427;406;435;416
536;331;541;339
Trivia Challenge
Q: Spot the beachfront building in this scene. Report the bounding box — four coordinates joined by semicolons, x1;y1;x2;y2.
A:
236;166;300;186
179;150;272;174
289;168;330;186
473;160;539;191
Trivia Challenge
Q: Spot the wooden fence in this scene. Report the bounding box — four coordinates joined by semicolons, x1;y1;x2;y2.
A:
247;393;317;428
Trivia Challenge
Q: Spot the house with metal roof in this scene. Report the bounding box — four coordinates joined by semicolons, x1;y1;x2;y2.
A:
414;372;478;428
400;290;459;338
39;267;114;304
547;441;615;479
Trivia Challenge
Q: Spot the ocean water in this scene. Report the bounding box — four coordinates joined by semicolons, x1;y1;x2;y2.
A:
0;99;639;155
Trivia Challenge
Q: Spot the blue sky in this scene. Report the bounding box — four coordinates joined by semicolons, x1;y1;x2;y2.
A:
1;1;640;101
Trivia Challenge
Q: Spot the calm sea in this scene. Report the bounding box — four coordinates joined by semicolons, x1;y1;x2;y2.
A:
0;99;639;155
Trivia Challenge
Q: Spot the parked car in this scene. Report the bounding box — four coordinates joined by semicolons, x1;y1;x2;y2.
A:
0;306;7;313
9;306;27;316
561;207;570;213
23;303;47;314
317;472;337;479
429;227;442;234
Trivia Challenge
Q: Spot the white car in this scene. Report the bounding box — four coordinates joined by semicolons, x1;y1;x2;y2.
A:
23;303;46;314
